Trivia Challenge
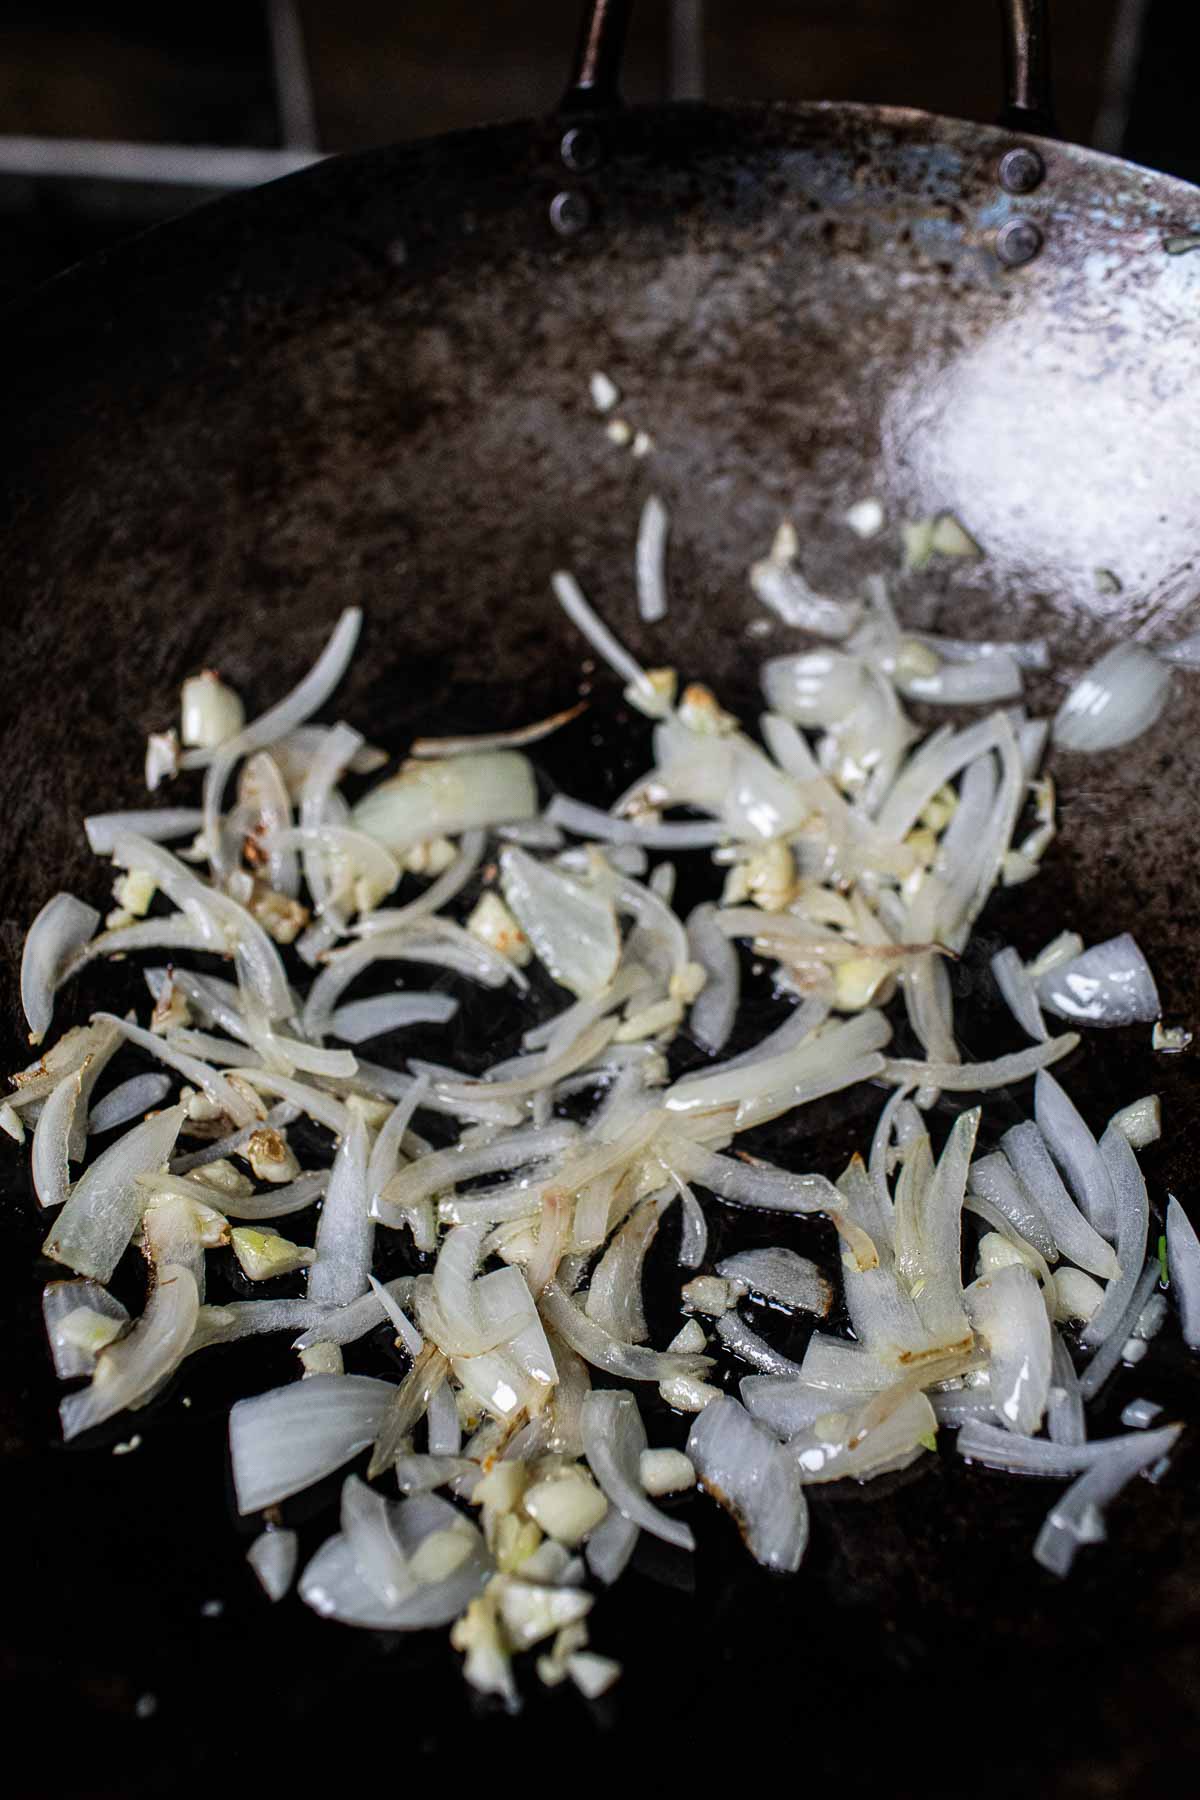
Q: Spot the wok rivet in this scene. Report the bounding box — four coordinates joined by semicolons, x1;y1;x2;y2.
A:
550;189;592;236
995;217;1043;268
999;146;1045;195
561;125;601;173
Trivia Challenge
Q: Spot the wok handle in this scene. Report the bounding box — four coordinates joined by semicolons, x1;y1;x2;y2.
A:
998;0;1056;135
562;0;633;112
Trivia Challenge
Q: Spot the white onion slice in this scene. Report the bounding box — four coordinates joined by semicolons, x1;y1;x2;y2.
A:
880;1033;1079;1091
540;1282;711;1383
967;1151;1059;1263
409;704;586;760
352;751;536;853
247;1528;298;1601
668;1142;841;1219
229;1373;395;1513
42;1104;187;1282
42;1278;129;1378
21;893;101;1044
84;808;204;855
544;795;725;851
1047;1331;1086;1447
715;1311;805;1378
585;1504;640;1586
1034;933;1161;1028
585;1194;669;1343
88;1073;173;1136
1000;1123;1119;1281
92;1014;261;1128
329;993;458;1043
790;1387;937;1484
289;1277;414;1350
1078;1260;1162;1400
32;1067;85;1209
1052;643;1172;754
1166;1196;1200;1350
1035;1070;1119;1239
188;1298;331;1353
582;1388;694;1550
894;1107;977;1347
990;947;1047;1042
898;651;1023;706
740;1374;874;1439
716;1248;831;1316
686;903;740;1054
499;847;620;1000
354;829;485;935
958;1420;1144;1478
60;1264;199;1440
1158;630;1200;667
671;1172;708;1270
551;569;656;702
687;1396;809;1572
301;1492;489;1629
307;1111;372;1307
1080;1126;1150;1348
1033;1423;1182;1576
236;1070;349;1135
636;494;670;624
963;1264;1052;1434
212;1170;329;1222
761;650;866;728
749;556;860;639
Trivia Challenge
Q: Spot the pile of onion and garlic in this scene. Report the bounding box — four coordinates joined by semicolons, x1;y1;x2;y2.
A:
8;426;1200;1710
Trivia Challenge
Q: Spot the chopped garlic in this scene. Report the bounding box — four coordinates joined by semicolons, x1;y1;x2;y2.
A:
659;1372;722;1412
150;978;190;1035
589;370;619;413
930;512;982;557
521;1470;608;1546
770;520;799;563
58;1304;126;1358
230;1227;315;1280
606;418;633;447
346;1093;393;1130
681;1274;739;1317
451;1591;516;1705
145;729;180;791
112;1435;143;1456
669;960;707;1004
112;868;157;918
1109;1094;1161;1149
299;1342;344;1377
976;1231;1042;1279
410;1527;474;1584
536;1618;590;1687
188;1158;255;1200
473;1460;528;1514
398;836;458;877
902;518;936;571
668;1318;707;1354
631;429;654;458
614;997;684;1043
1052;1267;1106;1324
844;497;884;539
467;892;532;966
895;637;941;682
639;1448;696;1496
492;1511;543;1573
241;1127;300;1183
249;885;310;945
834;956;890;1012
1152;1022;1192;1053
567;1651;622;1699
920;785;958;832
497;1578;592;1650
180;670;245;749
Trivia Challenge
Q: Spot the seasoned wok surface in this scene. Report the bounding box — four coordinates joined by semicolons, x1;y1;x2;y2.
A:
1;101;1198;1792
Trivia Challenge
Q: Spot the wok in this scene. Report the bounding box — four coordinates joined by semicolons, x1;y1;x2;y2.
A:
2;2;1199;1791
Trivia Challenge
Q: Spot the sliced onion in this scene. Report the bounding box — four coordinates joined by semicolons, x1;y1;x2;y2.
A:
1000;1123;1119;1281
1052;643;1172;754
1158;630;1200;667
544;795;725;851
893;1107;977;1348
301;1490;489;1629
897;651;1023;706
551;569;657;703
93;1014;261;1128
963;1264;1052;1434
967;1151;1059;1263
749;556;860;639
540;1282;711;1383
84;808;204;856
42;1104;187;1282
354;829;486;937
88;1073;174;1136
22;893;100;1044
329;993;458;1044
582;1388;694;1550
1078;1260;1162;1400
882;1033;1080;1092
685;902;740;1054
687;1395;809;1572
740;1374;874;1439
585;1194;669;1344
789;1387;937;1484
42;1278;129;1378
247;1528;298;1601
1035;1070;1119;1240
1047;1331;1086;1446
499;847;620;1000
761;650;866;728
1034;933;1161;1028
715;1311;805;1378
188;1298;331;1353
636;494;670;624
307;1111;372;1307
60;1264;199;1440
1166;1196;1200;1350
229;1373;395;1513
1080;1126;1150;1349
378;1122;577;1220
990;947;1047;1042
671;1172;708;1270
585;1504;640;1586
1033;1423;1182;1576
668;1142;841;1219
957;1421;1137;1478
32;1066;85;1209
716;1248;831;1316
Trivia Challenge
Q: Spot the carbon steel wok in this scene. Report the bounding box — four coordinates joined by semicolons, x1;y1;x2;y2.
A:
2;2;1199;1792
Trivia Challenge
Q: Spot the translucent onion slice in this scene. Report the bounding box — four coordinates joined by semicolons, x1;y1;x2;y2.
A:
229;1373;395;1513
1166;1196;1200;1350
687;1395;810;1572
544;795;726;851
307;1111;372;1307
882;1033;1079;1092
301;1491;489;1629
789;1388;937;1484
247;1528;298;1601
329;993;458;1043
240;752;298;897
32;1067;85;1209
88;1073;173;1136
1079;1126;1150;1349
686;902;740;1054
21;893;101;1044
585;1504;640;1586
582;1388;694;1550
585;1194;669;1344
42;1278;130;1378
42;1104;187;1282
671;1172;709;1270
1034;933;1161;1028
1000;1122;1119;1281
352;751;536;853
60;1264;199;1440
1047;1330;1086;1447
716;1247;831;1316
715;1311;806;1378
761;650;866;728
1035;1070;1119;1239
740;1374;874;1439
963;1264;1052;1434
1078;1260;1162;1400
540;1282;712;1383
1052;643;1172;754
990;946;1047;1042
83;807;204;856
636;493;670;624
499;847;621;1000
1033;1423;1182;1576
966;1151;1059;1263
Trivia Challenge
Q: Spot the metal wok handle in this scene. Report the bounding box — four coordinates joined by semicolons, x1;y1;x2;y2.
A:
561;0;1057;138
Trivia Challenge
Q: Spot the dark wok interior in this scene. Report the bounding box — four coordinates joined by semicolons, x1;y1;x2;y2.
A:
2;101;1199;1792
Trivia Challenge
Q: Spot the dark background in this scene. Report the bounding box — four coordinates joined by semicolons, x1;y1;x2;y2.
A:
0;0;1195;308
